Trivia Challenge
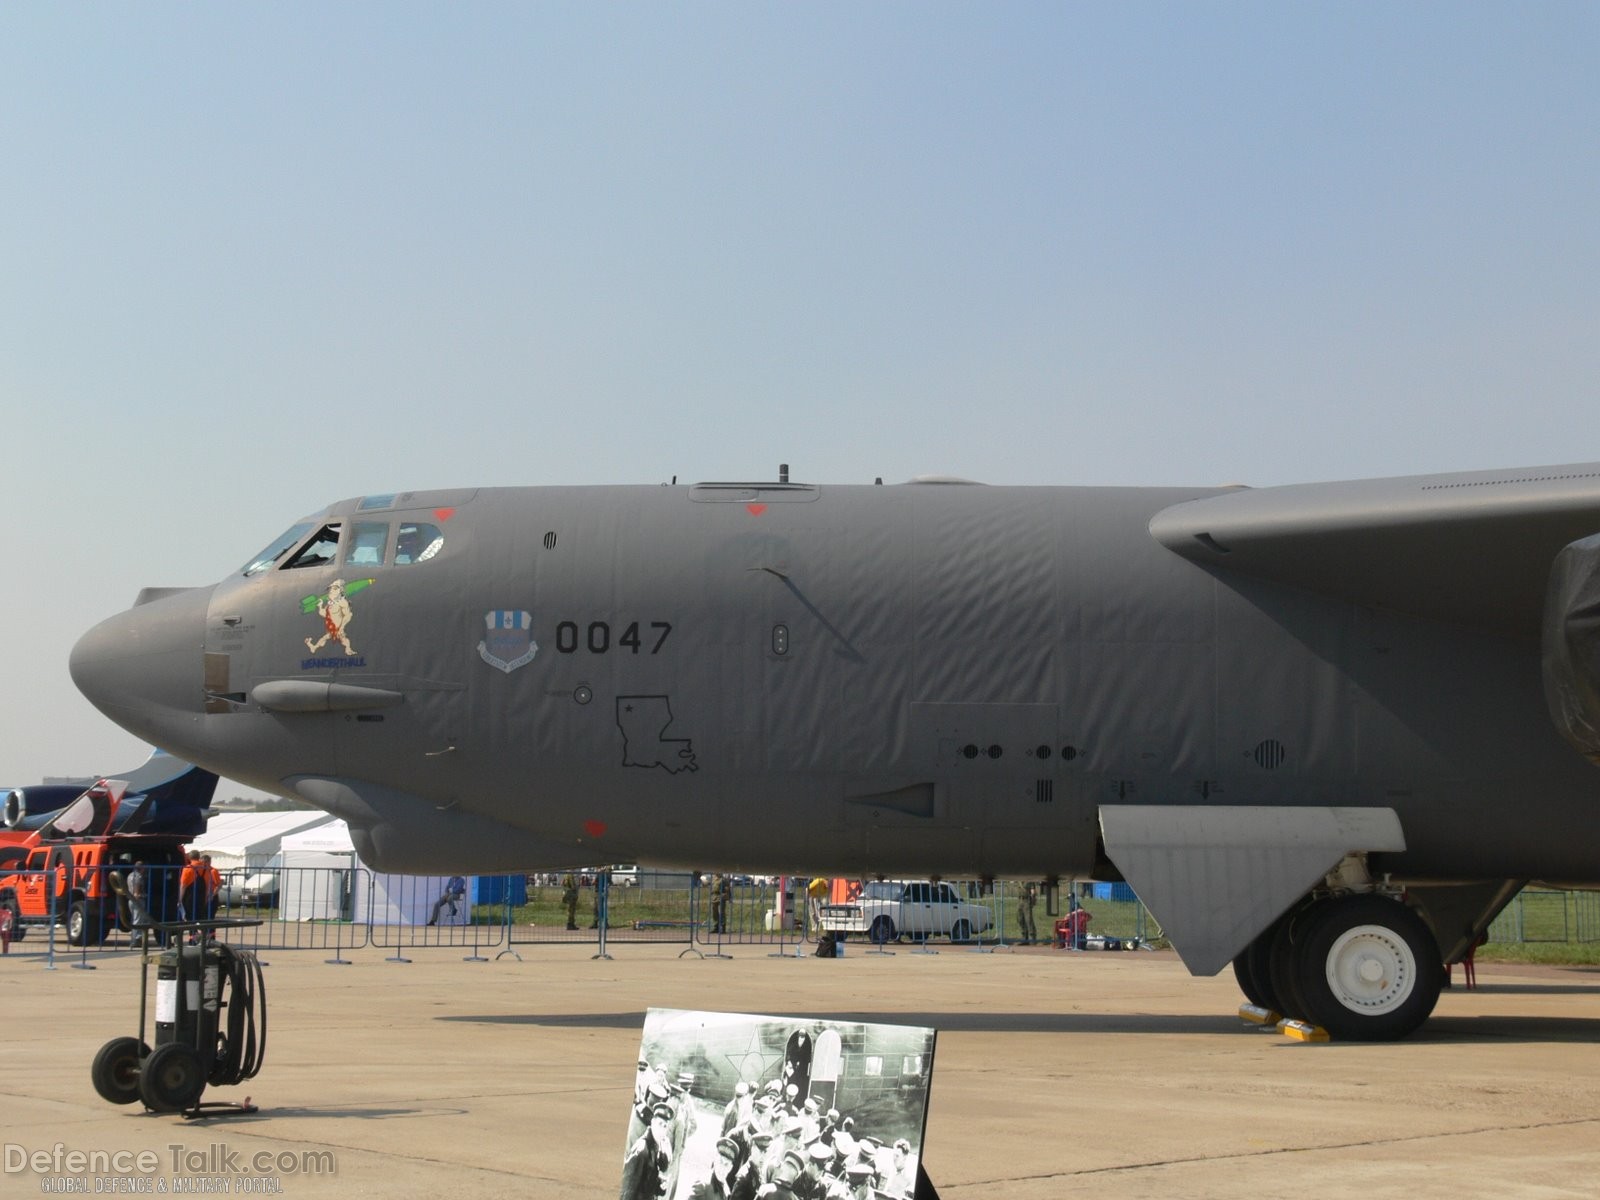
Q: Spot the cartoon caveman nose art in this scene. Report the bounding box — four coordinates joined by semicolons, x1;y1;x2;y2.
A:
302;578;374;657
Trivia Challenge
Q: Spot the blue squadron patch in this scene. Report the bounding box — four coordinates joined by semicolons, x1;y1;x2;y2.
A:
479;610;538;673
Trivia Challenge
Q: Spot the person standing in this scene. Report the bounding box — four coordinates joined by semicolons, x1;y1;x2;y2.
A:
620;1103;674;1200
711;873;733;934
1016;882;1038;944
561;872;579;930
806;878;830;935
689;1137;742;1199
179;850;207;934
883;1139;916;1199
202;855;222;922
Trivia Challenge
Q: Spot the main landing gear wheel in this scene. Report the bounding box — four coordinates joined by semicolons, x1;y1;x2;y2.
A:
91;1037;150;1106
1266;900;1331;1024
138;1042;207;1113
1294;894;1443;1041
1231;918;1283;1012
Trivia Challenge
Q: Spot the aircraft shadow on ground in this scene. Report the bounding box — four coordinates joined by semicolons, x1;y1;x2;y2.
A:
1419;1015;1600;1043
202;1105;469;1122
443;1011;1266;1036
441;1008;1600;1043
1464;980;1600;995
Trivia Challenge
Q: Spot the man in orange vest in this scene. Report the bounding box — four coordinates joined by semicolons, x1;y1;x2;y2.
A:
179;851;211;937
202;855;222;922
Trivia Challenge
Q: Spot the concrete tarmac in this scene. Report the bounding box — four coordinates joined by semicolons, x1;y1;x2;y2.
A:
4;938;1599;1199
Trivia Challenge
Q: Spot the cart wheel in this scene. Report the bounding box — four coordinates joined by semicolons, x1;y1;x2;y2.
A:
139;1043;207;1112
91;1037;151;1105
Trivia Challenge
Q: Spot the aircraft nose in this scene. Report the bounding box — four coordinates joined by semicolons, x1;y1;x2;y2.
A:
70;585;215;746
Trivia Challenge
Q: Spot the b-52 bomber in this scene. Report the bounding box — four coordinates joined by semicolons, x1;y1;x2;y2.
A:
70;462;1600;1040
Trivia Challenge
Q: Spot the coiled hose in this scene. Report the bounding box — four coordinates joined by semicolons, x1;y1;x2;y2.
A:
209;944;267;1086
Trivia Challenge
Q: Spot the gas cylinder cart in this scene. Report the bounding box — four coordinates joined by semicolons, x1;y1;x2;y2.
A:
90;916;268;1116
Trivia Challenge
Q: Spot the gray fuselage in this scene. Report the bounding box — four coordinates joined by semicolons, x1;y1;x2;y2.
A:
70;480;1600;884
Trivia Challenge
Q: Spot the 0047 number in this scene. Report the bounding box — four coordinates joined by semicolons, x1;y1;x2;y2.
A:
553;620;672;655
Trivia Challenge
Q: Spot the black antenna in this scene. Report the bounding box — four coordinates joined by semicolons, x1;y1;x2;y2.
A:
779;463;789;484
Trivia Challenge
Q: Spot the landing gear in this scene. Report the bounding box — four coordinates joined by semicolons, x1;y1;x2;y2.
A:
1233;894;1443;1041
1231;912;1288;1012
1295;895;1443;1041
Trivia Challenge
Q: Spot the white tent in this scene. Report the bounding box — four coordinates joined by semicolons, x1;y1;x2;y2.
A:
278;819;358;921
190;810;335;874
358;870;472;927
278;819;471;926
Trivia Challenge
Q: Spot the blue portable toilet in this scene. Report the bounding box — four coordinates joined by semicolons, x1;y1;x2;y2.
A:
472;875;528;906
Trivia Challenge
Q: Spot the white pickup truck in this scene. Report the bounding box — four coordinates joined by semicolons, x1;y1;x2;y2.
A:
819;880;994;943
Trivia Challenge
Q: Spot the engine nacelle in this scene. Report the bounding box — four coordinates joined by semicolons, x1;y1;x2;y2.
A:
3;786;85;829
1542;533;1600;764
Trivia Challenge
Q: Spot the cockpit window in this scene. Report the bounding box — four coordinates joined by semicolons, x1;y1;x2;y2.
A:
242;523;315;576
345;522;389;567
282;523;342;570
395;522;444;565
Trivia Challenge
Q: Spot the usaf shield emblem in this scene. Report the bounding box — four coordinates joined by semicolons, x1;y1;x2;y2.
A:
478;610;538;673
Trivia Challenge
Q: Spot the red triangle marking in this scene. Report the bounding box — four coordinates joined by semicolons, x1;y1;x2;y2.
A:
434;507;456;522
747;503;768;517
584;820;608;839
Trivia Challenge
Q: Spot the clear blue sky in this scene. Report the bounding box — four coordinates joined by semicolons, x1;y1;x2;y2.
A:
2;4;1595;787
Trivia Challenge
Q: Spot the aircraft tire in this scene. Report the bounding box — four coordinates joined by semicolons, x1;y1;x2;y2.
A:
869;916;896;945
1243;920;1284;1012
91;1037;150;1106
1230;956;1259;1003
1294;894;1443;1041
138;1042;207;1113
1266;900;1329;1024
1232;922;1279;1011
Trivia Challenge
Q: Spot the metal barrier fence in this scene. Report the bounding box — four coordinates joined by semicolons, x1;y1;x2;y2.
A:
0;864;526;964
1487;888;1600;944
2;863;1172;964
15;864;1594;965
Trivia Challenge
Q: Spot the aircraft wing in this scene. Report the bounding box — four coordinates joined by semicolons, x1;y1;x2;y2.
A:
1149;462;1600;638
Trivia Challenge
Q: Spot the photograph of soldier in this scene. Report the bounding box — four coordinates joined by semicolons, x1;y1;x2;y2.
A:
621;1101;675;1200
621;1010;935;1200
